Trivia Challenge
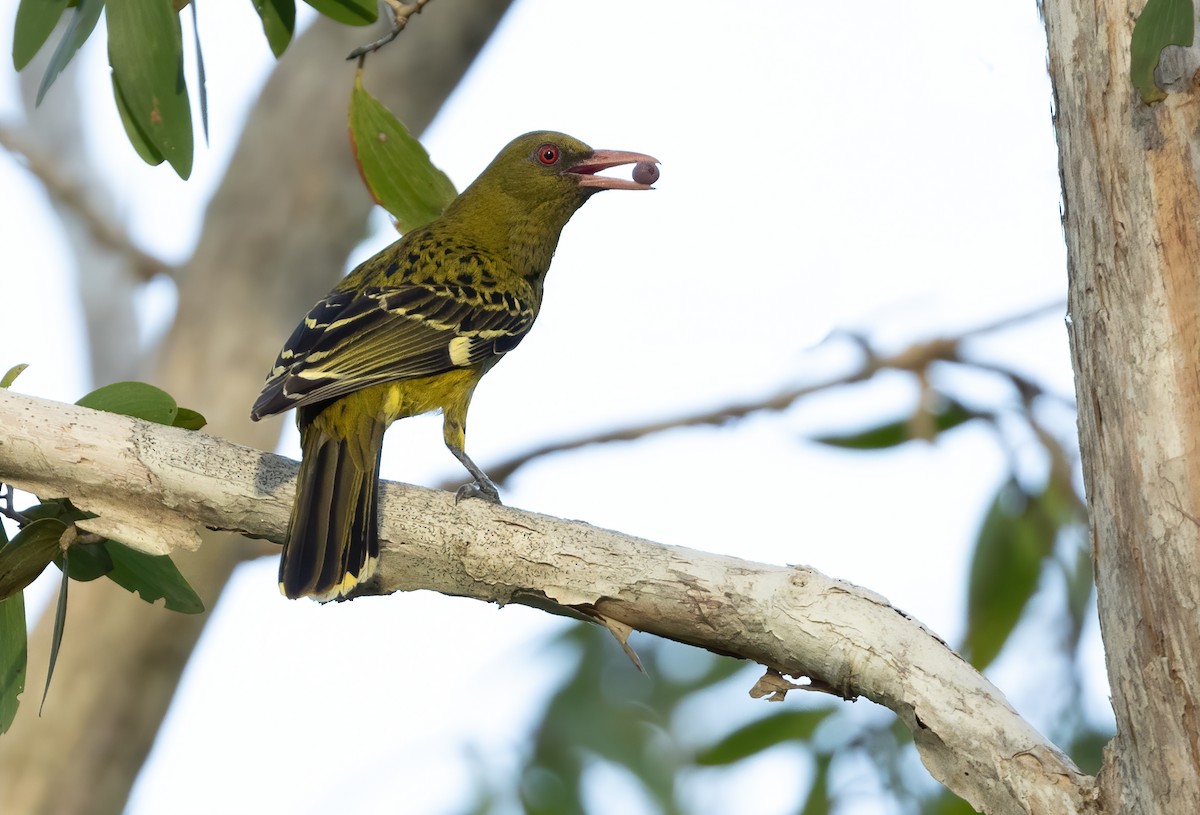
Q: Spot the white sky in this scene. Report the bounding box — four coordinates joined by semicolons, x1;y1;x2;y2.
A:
0;1;1109;813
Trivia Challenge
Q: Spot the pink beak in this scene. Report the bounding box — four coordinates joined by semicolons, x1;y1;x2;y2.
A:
570;149;660;190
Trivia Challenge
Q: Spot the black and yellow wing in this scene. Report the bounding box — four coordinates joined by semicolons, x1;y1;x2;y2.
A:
250;281;535;420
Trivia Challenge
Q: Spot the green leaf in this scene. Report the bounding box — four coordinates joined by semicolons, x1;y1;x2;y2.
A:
171;406;207;430
0;364;28;389
54;541;113;582
104;542;204;613
34;0;103;105
302;0;376;26
814;398;980;450
927;791;980;815
799;753;831;815
21;498;93;525
252;0;295;57
1062;538;1095;646
1131;0;1195;104
348;69;457;232
111;72;165;166
190;2;208;144
0;592;27;734
41;556;69;714
0;518;66;600
1068;728;1112;776
12;0;71;70
963;480;1053;670
694;709;829;765
107;0;194;177
76;381;178;425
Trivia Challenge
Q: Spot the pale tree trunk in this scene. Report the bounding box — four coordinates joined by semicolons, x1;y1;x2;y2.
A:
1044;1;1200;812
0;5;513;813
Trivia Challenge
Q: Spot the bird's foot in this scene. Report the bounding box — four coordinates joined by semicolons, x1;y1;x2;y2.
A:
455;481;501;505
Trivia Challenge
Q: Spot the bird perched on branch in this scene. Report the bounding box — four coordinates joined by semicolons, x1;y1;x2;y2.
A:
251;131;658;601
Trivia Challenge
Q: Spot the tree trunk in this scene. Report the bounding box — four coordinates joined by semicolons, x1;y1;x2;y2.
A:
1044;1;1200;812
0;5;513;813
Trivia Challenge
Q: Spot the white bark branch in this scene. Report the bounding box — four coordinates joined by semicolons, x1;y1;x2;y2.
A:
0;388;1097;814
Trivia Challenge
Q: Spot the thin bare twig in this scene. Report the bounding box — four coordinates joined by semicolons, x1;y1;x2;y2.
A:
0;484;30;526
0;124;172;282
438;302;1068;490
347;0;433;60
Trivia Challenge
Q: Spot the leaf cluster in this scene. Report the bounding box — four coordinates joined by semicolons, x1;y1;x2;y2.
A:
464;628;979;814
459;337;1107;813
0;371;207;735
807;343;1090;676
11;0;380;178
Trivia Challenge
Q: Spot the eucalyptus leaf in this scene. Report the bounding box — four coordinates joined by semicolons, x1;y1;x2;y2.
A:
302;0;376;26
348;69;457;232
814;398;980;450
171;407;208;430
1069;728;1112;776
34;0;103;105
695;709;829;765
0;364;28;390
927;791;980;815
252;0;296;57
191;2;208;144
0;518;66;600
77;381;178;425
111;72;166;166
963;480;1053;669
1063;540;1095;647
13;0;71;70
55;541;114;582
800;753;831;815
41;557;69;714
1130;0;1195;103
21;498;94;525
107;0;194;177
104;542;204;614
0;592;26;734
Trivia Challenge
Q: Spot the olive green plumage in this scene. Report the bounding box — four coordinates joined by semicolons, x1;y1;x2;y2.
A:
251;131;657;600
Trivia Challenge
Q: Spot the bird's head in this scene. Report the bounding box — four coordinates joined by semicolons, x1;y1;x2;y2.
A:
445;131;658;250
488;130;659;197
437;131;658;280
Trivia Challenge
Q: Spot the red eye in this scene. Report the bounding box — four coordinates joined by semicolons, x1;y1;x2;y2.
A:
537;144;560;165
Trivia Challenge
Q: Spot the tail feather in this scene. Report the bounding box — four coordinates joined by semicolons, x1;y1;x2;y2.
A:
280;419;383;600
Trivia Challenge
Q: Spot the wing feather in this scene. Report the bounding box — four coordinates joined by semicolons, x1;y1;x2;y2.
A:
251;282;534;419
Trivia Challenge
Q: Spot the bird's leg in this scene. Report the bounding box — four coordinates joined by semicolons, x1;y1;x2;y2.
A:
449;445;501;505
443;412;501;504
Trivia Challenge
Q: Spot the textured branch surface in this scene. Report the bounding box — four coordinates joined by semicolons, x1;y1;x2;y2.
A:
0;388;1098;815
1044;1;1200;811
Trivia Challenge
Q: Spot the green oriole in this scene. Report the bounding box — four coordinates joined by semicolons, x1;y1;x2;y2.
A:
251;131;657;600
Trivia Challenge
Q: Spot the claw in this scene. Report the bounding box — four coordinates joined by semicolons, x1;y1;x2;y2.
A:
455;481;501;505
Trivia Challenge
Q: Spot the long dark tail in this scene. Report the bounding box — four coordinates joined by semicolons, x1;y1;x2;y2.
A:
279;414;384;600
